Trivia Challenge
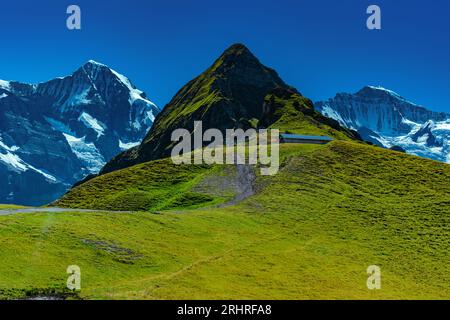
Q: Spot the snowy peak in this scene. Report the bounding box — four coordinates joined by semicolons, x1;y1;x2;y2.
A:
315;86;450;164
1;60;159;114
77;60;124;90
85;59;107;67
0;62;160;206
75;60;158;109
0;79;36;97
317;86;449;133
30;61;160;142
80;59;115;77
357;85;409;101
0;79;11;91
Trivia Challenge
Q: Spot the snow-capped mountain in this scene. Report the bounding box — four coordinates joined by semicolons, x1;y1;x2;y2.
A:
315;86;450;163
0;61;160;205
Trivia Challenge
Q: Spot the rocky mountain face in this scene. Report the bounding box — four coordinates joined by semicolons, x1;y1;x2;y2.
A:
101;44;359;175
0;61;159;205
315;86;450;163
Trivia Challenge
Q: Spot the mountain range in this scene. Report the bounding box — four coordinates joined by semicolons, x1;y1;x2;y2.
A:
2;43;449;300
315;86;450;163
2;45;448;206
0;61;159;205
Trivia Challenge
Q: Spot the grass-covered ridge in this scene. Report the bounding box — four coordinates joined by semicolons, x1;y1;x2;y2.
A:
2;141;449;299
55;158;233;212
261;88;359;140
0;204;28;210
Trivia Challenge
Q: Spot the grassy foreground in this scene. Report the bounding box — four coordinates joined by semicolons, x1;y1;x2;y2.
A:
0;141;449;299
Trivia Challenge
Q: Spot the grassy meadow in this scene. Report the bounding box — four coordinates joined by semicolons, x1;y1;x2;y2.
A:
0;141;449;299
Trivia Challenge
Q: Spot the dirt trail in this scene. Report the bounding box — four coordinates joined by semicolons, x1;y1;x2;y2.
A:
219;163;256;207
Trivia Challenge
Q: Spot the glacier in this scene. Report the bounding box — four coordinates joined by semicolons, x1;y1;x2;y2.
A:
78;112;106;138
63;133;106;173
0;138;57;182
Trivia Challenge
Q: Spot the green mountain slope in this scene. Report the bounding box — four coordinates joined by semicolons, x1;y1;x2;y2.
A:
260;87;358;139
55;159;235;212
100;44;358;174
2;141;449;299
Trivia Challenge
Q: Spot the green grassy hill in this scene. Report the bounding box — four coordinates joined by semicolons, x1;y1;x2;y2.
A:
261;87;358;139
1;141;448;299
54;159;226;212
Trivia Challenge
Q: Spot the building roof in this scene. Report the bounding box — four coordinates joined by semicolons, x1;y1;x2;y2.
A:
280;133;333;141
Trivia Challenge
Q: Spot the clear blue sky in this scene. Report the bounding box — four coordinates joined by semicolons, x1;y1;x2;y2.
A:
0;0;449;112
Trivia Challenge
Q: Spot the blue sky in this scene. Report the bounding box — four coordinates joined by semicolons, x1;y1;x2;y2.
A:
0;0;449;112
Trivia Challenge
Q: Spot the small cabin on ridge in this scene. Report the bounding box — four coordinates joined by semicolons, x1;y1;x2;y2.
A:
279;133;333;144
